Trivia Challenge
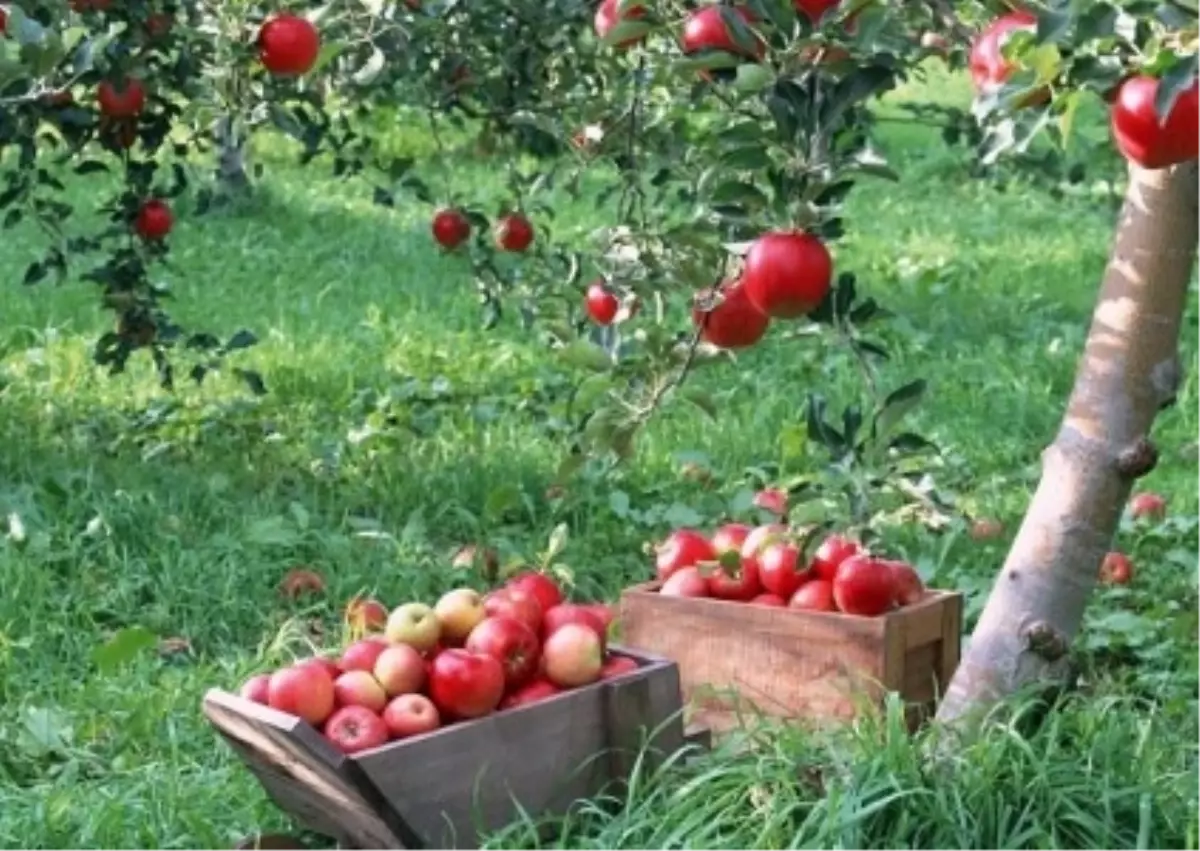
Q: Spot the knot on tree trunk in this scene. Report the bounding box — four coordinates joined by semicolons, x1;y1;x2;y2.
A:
1115;436;1159;478
1021;620;1069;662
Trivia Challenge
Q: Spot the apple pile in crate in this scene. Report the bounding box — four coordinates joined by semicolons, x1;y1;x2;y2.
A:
655;523;925;615
237;573;634;755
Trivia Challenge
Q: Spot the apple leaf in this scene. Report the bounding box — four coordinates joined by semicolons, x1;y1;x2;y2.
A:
546;523;569;561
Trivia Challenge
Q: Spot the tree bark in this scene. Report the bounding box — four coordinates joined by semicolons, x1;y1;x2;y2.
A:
935;159;1199;725
215;114;251;195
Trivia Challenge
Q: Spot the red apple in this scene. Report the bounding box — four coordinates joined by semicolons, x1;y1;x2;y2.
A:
267;664;336;725
710;522;752;556
296;655;341;681
969;518;1005;542
434;588;487;645
740;523;787;567
654;529;715;581
1128;492;1167;522
600;655;641;680
506;571;564;614
811;533;862;581
753;487;788;516
239;673;271;704
581;603;615;630
323;705;389;754
542;603;608;651
832;555;896;616
660;566;708;597
465;615;541;689
385;602;441;652
381;693;441;739
499;677;562;709
750;593;787;607
885;560;925;607
428;649;505;719
1099;551;1134;585
339;638;389;674
344;596;387;632
373;644;427;696
758;542;809;599
333;670;388;713
541;623;604;688
483;587;543;634
789;579;836;612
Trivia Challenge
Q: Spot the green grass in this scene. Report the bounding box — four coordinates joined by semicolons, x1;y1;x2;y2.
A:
1;66;1197;849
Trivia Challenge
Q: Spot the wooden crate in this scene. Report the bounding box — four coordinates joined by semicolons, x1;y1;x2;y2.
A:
203;646;686;850
618;583;963;734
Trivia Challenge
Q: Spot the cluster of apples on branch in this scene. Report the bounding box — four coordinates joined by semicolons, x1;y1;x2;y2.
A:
238;573;631;755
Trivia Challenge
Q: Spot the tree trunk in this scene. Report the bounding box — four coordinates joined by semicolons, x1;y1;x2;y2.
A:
935;159;1199;725
215;114;251;195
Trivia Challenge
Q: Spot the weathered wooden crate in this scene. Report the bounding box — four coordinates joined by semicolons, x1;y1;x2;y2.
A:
203;646;686;850
619;583;963;734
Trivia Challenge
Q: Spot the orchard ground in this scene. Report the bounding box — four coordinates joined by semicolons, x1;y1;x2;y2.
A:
1;67;1197;848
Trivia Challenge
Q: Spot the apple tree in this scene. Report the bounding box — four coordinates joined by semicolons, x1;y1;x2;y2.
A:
1;0;1197;725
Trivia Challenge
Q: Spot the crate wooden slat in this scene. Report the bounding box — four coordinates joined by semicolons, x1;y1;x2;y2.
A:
618;583;963;734
205;645;686;850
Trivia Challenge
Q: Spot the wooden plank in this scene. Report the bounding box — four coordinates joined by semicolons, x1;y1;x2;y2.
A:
602;657;685;785
620;584;965;734
621;583;888;723
202;689;417;850
352;654;682;850
939;592;964;690
898;592;955;650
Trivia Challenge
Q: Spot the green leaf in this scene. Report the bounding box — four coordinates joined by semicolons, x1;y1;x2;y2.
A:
709;180;769;208
1156;55;1199;123
92;626;156;673
546;523;569;560
733;63;774;93
225;329;258;351
608;490;631;517
559;340;612;372
679;388;718;421
874;379;928;440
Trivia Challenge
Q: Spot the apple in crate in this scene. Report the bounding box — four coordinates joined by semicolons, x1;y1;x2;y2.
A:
239;674;271;704
465;616;541;689
506;571;563;615
542;604;608;650
789;579;835;612
374;644;427;696
659;566;707;598
811;534;862;581
500;678;561;709
542;623;603;688
435;588;487;645
382;694;441;739
333;670;388;713
600;655;640;680
297;655;341;681
267;664;335;725
385;602;441;652
428;649;505;719
340;638;389;673
483;588;543;633
886;560;925;606
324;705;389;755
833;555;897;616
